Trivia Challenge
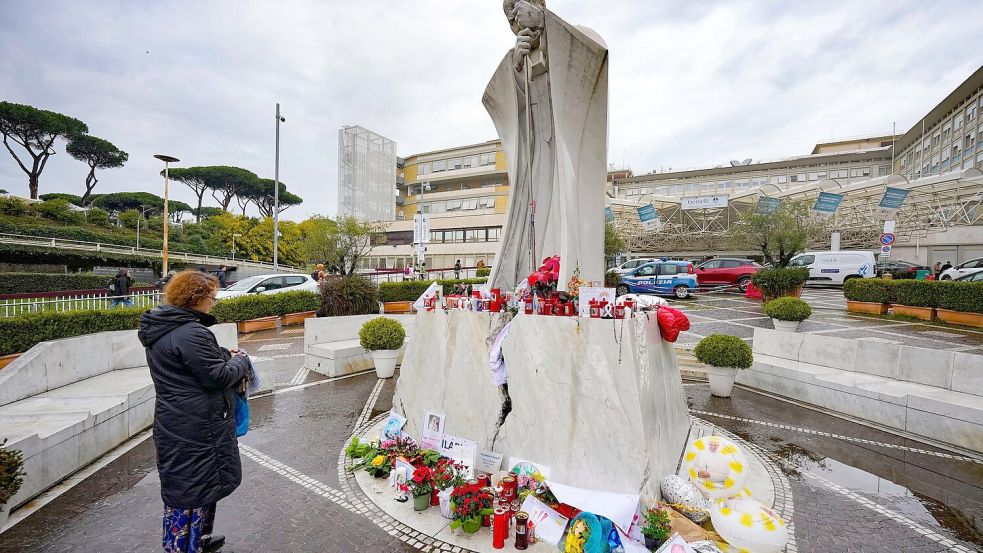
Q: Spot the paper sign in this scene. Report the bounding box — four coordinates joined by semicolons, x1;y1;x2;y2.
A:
421;411;445;450
507;457;551;479
577;287;617;318
476;451;504;474
519;495;568;546
439;435;477;478
382;411;407;441
545;480;640;531
618;528;650;553
413;281;440;309
654;534;696;553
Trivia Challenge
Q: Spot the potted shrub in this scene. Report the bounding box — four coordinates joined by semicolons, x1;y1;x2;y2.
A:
276;291;320;326
751;267;809;302
936;281;983;327
0;439;26;527
763;296;812;332
319;275;380;317
449;483;493;534
694;334;753;398
408;466;434;512
843;278;894;315
892;280;938;321
641;504;672;551
358;317;406;379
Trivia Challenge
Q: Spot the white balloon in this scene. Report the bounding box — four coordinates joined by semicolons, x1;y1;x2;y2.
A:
710;496;789;553
681;436;749;499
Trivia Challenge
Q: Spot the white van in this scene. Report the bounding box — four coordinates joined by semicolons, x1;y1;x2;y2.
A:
787;251;876;285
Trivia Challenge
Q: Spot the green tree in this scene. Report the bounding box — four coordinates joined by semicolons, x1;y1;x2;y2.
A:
0;101;88;199
168;167;211;222
200;166;258;212
298;215;339;266
39;192;82;205
333;216;387;275
192;206;224;220
117;209;141;229
35;199;83;224
238;217;304;266
604;220;625;259
233;176;265;215
85;207;111;227
254;178;303;216
65;135;128;205
728;200;826;267
88;191;190;221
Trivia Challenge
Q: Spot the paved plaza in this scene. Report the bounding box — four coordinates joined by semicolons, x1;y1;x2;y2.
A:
1;292;983;552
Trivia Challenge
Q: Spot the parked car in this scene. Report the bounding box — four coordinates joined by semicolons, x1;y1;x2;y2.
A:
955;271;983;282
787;250;876;285
939;257;983;281
215;273;320;299
695;258;762;291
617;260;698;299
875;259;930;278
608;258;656;274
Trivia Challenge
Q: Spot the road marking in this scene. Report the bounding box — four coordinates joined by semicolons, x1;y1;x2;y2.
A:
250;353;305;362
288;367;310;386
354;379;386;431
241;336;303;343
238;444;353;509
258;342;292;352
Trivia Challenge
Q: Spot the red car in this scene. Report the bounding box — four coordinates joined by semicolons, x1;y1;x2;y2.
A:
695;258;762;291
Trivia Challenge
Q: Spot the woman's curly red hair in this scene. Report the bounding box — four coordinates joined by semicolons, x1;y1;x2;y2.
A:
164;270;219;308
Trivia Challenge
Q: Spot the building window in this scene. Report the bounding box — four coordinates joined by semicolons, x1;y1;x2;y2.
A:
462;199;478;210
419;162;430;175
670;184;683;194
955;113;965;130
479;153;496;166
488;227;501;241
446;199;461;211
849;167;871;178
656;186;669;194
770;175;787;184
702;182;715;191
627;188;639;196
686;182;699;192
736;179;750;188
752;177;767;187
790;173;806;183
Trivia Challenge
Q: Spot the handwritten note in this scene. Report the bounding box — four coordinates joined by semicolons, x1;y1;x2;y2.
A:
518;495;568;546
476;450;504;474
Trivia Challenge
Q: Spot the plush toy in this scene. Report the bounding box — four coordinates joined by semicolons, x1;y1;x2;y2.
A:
656;306;691;343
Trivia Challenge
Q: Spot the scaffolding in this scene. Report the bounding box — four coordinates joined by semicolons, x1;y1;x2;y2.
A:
338;126;397;222
612;168;983;255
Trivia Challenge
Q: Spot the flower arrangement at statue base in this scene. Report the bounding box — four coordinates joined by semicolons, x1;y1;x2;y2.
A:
408;466;434;511
449;483;493;534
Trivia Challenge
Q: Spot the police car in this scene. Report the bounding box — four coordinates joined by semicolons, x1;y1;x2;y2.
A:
616;259;699;299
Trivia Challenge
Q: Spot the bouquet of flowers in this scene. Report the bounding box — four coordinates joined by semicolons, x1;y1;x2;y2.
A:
432;458;465;491
407;466;434;498
379;434;418;463
449;483;494;533
566;265;592;299
526;255;560;297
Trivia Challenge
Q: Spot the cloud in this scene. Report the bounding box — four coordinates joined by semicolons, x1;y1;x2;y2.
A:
1;0;981;219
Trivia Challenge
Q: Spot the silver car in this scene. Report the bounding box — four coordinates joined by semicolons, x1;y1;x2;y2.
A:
215;273;320;300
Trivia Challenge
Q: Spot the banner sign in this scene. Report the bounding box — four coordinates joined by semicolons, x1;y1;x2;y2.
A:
681;195;728;210
878;187;909;210
813;192;843;213
604;206;614;223
412;214;431;244
756;197;781;214
636;204;660;231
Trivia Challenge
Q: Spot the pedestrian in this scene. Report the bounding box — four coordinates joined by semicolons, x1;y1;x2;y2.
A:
110;268;133;308
933;261;941;278
454;259;462;280
419;261;427;281
941;260;953;275
312;263;325;283
155;270;177;290
138;270;250;553
216;265;227;288
197;266;208;273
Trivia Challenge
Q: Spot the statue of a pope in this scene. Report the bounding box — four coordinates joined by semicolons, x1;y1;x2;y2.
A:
484;0;608;292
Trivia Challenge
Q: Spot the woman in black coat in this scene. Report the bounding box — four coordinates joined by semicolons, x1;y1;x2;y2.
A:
138;270;250;553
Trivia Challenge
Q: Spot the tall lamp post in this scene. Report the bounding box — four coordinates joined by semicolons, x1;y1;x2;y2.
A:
154;154;179;276
231;232;242;261
135;204;155;250
273;103;285;271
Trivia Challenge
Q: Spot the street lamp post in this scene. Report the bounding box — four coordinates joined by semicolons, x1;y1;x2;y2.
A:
154;154;179;276
415;181;432;277
273;103;285;271
231;233;242;261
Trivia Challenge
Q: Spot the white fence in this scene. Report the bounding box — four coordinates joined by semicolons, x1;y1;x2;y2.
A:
0;289;162;317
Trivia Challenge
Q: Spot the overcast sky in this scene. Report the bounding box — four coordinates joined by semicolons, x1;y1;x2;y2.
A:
1;1;981;221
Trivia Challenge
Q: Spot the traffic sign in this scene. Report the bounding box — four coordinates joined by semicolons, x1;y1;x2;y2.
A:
881;245;892;258
879;233;895;246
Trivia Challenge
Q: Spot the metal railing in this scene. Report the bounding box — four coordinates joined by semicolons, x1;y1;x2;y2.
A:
359;267;486;283
0;232;297;271
0;287;162;317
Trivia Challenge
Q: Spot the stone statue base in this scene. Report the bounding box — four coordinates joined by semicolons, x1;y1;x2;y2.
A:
392;311;691;501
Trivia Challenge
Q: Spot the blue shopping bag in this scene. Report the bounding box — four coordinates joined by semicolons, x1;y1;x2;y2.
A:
234;391;249;437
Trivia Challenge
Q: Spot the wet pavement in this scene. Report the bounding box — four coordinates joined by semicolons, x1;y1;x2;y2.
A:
1;322;982;552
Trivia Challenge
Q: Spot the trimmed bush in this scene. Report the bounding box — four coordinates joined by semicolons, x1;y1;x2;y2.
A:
476;267;491;278
763;297;812;322
750;267;809;299
694;334;753;369
0;197;31;216
274;290;321;316
85;208;111;227
0;438;26;509
937;281;983;314
893;280;939;308
320;275;379;317
378;278;487;303
0;243;160;272
36;199;84;224
843;278;895;304
358;317;406;351
0;272;119;295
0;307;145;356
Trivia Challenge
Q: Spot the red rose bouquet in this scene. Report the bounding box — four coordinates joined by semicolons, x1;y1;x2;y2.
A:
407;466;434;498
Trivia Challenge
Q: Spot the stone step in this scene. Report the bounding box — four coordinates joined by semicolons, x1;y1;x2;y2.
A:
674;346;707;380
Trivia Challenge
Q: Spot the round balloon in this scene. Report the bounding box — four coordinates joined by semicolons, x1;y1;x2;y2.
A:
682;436;748;499
709;497;788;553
661;475;709;522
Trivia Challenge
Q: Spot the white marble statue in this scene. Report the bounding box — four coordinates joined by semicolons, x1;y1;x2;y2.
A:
484;0;608;291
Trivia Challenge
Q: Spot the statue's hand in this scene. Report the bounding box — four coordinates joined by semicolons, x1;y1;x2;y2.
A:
512;28;535;72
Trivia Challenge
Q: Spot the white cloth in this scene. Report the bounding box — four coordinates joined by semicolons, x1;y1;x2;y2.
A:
244;355;263;395
488;320;513;386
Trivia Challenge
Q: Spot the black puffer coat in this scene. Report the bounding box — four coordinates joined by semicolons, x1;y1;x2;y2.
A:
138;305;250;508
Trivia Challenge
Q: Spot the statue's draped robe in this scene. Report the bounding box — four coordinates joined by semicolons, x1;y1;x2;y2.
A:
483;11;608;292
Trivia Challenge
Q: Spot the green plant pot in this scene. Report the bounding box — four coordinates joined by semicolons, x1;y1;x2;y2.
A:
462;517;481;534
413;492;430;512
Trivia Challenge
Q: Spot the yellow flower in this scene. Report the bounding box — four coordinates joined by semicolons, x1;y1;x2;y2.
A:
371;455;386;467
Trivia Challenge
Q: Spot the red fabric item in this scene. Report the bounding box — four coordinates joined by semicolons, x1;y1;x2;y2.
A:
745;283;763;300
656;306;691;343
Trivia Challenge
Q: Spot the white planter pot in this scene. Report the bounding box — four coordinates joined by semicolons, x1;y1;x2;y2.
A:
371;349;399;379
707;366;739;398
438;488;454;519
771;319;800;332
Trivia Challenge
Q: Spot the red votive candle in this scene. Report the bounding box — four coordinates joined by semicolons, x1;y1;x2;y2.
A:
492;507;509;549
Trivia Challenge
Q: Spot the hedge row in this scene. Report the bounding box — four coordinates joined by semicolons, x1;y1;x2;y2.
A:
211;290;320;323
0;273;113;295
378;278;487;303
0;307;145;356
0;243;160;272
0;216;210;256
844;278;983;313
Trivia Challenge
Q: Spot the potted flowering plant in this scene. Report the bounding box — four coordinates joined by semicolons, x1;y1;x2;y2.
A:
379;435;418;464
449;483;494;533
433;459;464;518
364;454;391;478
408;466;434;511
526;255;560;298
641;504;672;550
